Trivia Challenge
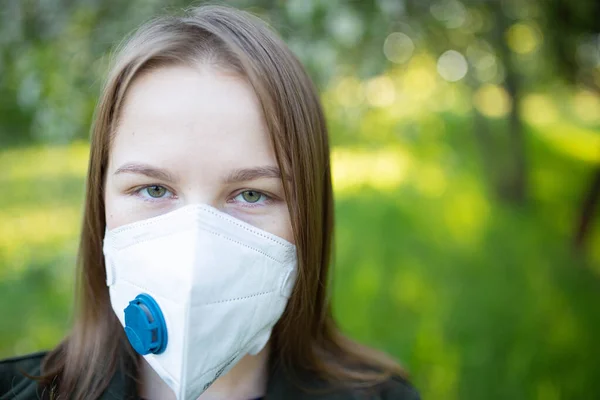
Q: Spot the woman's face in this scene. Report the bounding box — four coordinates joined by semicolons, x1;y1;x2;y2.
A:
104;65;293;243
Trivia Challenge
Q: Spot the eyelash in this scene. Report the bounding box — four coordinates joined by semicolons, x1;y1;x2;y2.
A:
130;185;274;207
131;185;176;202
229;189;274;207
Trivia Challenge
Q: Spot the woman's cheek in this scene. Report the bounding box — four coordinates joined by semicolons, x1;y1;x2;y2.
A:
105;191;161;229
225;204;292;243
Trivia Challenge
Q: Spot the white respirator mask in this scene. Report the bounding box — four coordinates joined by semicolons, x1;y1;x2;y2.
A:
102;204;297;399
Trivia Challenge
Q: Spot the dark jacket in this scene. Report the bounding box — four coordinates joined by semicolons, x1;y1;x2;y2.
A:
0;352;420;400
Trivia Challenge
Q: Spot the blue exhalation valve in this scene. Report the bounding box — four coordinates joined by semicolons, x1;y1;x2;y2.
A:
124;293;168;355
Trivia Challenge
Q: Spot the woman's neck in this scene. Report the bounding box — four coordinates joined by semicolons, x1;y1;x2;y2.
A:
138;345;270;400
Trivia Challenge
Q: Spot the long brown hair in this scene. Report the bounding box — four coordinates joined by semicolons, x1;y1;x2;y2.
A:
40;5;404;399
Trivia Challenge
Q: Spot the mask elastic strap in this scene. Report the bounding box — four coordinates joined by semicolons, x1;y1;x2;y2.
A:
105;258;116;286
279;267;296;298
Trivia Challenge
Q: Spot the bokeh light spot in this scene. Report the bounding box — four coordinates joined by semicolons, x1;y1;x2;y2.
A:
473;84;512;118
333;76;365;108
327;8;364;47
430;0;467;29
437;50;468;82
467;46;500;83
572;89;600;125
521;94;559;126
463;8;485;33
383;32;415;64
404;55;439;100
366;75;396;107
506;22;542;55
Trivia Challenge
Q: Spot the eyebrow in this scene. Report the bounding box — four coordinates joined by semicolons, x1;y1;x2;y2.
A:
114;163;177;182
223;166;284;184
113;163;285;184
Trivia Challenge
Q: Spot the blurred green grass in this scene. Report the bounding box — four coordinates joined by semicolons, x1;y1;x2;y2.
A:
330;117;600;399
1;118;599;399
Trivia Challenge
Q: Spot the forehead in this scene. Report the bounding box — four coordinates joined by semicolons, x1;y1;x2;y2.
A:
109;65;275;175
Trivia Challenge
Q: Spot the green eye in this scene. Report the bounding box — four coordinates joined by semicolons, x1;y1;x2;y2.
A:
146;185;167;198
241;190;262;203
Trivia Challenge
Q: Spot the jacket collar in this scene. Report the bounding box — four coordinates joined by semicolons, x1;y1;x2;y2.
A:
100;358;311;400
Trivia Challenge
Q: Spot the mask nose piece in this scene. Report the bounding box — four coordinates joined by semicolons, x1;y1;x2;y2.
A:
124;293;168;355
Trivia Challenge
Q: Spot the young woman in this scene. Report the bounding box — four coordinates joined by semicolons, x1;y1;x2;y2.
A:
0;5;419;400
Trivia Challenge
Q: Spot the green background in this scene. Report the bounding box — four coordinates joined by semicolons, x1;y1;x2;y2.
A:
1;1;600;399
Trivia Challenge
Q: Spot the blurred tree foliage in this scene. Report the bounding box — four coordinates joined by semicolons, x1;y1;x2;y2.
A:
1;0;598;209
1;0;600;399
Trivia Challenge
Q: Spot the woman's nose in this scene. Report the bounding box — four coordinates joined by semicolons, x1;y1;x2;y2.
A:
179;187;222;209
